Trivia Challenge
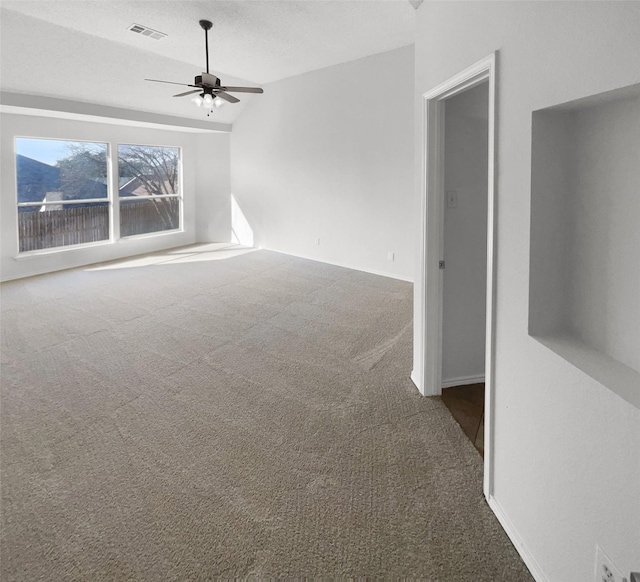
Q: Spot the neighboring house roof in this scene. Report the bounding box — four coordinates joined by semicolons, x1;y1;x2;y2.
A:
118;176;141;198
16;154;108;206
119;176;175;197
16;154;60;204
74;177;108;200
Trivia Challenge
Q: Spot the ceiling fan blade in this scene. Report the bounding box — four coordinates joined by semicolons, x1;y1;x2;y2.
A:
173;89;202;97
221;86;264;94
215;91;240;104
145;78;197;87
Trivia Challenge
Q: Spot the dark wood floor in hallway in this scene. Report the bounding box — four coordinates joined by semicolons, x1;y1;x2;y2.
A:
441;383;485;456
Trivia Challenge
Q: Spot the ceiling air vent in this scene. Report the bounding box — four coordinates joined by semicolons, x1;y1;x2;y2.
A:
128;23;167;40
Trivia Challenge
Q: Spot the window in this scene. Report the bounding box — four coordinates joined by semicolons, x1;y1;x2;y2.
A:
15;138;110;252
118;144;181;237
15;139;183;254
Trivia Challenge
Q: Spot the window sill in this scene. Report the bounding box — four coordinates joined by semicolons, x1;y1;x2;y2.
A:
14;229;185;260
15;240;112;260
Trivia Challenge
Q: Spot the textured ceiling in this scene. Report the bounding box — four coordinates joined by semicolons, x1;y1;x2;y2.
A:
0;1;415;125
2;1;415;84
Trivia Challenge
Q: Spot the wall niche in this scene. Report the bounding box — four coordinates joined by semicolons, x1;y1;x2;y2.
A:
529;83;640;409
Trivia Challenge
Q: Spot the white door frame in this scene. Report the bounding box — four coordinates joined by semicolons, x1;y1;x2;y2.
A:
412;53;497;497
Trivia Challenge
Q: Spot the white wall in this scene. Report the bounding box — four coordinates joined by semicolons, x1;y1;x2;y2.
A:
568;95;640;372
442;83;488;384
414;2;640;581
529;109;574;338
0;112;230;281
194;132;232;243
230;46;415;280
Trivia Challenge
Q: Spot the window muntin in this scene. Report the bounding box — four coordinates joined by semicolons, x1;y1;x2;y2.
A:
15;138;110;252
117;144;181;237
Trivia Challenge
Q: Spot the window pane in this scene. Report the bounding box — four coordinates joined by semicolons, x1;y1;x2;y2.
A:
15;138;110;252
118;144;180;197
16;138;108;204
118;144;181;237
18;203;109;252
120;197;180;237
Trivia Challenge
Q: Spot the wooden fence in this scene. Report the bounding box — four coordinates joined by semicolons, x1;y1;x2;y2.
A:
18;198;180;252
120;198;180;238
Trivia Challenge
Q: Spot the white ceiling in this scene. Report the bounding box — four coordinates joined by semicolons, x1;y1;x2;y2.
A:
2;1;415;84
0;1;415;125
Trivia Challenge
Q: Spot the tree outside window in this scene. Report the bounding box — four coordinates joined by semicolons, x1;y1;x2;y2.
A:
118;144;181;237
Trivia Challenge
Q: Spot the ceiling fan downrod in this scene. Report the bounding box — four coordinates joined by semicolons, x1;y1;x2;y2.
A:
199;19;213;74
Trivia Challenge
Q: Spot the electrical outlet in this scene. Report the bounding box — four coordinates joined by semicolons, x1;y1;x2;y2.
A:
315;237;320;246
387;252;395;262
446;190;458;209
595;546;627;582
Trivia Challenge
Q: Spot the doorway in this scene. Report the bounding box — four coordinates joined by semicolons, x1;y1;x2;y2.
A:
412;54;496;496
441;81;489;456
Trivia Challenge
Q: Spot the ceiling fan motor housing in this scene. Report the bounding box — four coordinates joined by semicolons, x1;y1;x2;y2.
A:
195;73;220;88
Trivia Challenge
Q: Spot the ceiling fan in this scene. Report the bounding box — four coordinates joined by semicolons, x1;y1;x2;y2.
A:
145;19;263;109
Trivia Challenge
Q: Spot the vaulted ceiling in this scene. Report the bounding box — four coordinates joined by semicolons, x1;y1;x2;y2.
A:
0;1;416;126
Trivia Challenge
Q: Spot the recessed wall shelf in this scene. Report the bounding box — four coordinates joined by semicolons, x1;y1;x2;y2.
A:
529;83;640;409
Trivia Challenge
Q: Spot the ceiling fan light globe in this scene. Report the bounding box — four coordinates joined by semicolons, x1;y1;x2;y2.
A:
213;97;225;109
191;95;204;107
203;93;214;106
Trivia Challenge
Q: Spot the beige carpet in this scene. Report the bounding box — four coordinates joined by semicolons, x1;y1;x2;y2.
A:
1;244;532;580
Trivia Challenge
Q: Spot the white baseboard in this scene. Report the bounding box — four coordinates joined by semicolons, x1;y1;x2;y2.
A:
410;370;424;395
259;247;414;283
487;495;549;582
441;373;485;388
